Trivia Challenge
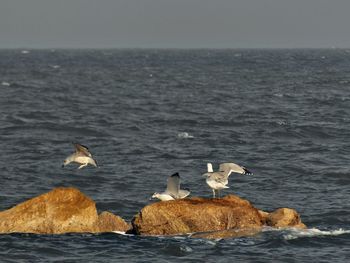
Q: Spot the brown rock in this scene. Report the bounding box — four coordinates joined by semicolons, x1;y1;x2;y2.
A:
189;207;306;239
266;208;306;229
97;211;130;233
0;187;129;234
0;187;306;238
132;195;264;236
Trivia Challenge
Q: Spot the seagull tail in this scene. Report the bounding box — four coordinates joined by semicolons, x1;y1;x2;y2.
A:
90;158;98;167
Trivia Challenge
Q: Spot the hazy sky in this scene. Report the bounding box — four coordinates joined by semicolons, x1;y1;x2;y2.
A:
1;0;350;48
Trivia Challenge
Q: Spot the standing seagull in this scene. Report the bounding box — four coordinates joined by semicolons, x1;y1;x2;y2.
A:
62;143;98;169
151;173;190;201
202;162;252;198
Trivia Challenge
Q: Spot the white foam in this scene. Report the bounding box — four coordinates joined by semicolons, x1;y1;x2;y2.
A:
177;132;194;139
205;240;217;245
283;228;350;240
1;81;10;86
111;231;133;236
180;245;193;252
277;120;287;126
273;93;284;98
173;236;187;240
21;50;30;54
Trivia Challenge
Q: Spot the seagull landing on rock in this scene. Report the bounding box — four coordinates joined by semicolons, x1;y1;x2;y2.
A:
62;143;98;169
202;162;252;198
151;172;190;201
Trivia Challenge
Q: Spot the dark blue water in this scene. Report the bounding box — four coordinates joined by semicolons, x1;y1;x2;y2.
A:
0;49;350;262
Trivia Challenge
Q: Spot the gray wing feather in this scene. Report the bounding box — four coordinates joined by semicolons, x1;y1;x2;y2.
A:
219;162;246;175
210;172;227;183
74;143;92;157
178;189;190;199
166;173;180;195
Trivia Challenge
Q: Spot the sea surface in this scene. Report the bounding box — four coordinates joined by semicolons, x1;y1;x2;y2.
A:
0;49;349;262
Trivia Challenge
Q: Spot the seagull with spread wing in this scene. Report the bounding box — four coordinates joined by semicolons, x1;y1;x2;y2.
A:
62;143;98;169
203;162;252;198
151;172;190;201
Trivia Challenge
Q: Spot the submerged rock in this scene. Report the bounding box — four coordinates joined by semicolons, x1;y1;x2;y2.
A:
266;208;306;229
0;187;129;234
132;195;306;237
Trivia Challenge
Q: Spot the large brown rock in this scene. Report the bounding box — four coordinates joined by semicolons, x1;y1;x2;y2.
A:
132;195;306;237
0;187;129;234
132;195;264;236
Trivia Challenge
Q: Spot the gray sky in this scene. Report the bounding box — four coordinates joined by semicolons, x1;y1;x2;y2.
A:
1;0;350;48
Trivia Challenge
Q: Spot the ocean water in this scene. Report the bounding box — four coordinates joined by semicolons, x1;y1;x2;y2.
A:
0;49;349;262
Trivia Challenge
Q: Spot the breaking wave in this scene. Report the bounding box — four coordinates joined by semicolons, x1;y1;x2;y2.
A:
177;132;194;139
282;228;350;240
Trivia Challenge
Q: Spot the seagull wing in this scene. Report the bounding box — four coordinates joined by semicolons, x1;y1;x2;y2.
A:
211;172;228;184
178;189;190;199
73;143;92;157
219;162;252;175
166;173;180;195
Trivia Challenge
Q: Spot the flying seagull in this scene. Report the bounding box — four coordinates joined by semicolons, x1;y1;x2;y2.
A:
62;143;98;169
202;162;252;198
151;172;190;201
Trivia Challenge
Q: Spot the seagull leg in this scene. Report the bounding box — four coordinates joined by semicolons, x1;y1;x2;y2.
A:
217;190;220;198
212;189;216;198
78;163;88;169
